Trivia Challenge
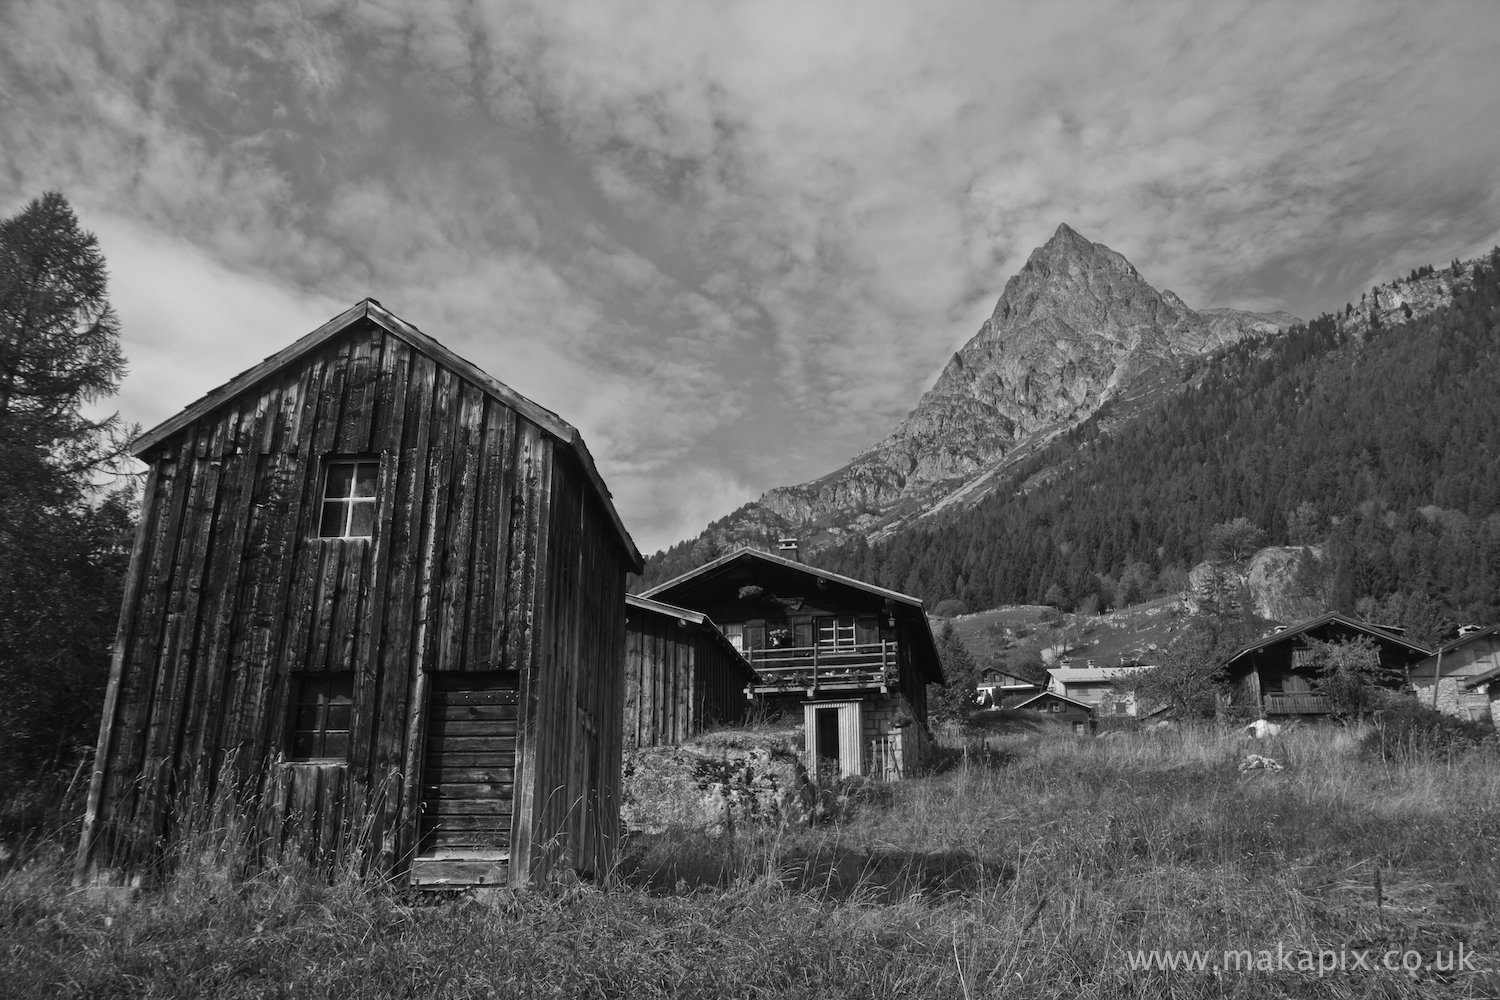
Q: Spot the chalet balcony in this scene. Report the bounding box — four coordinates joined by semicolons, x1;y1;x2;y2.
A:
745;641;898;696
1261;692;1332;715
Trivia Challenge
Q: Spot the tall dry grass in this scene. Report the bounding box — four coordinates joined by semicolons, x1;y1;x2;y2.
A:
3;723;1497;998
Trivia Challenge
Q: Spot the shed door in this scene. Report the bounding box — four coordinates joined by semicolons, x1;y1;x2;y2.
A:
804;700;863;778
412;673;518;884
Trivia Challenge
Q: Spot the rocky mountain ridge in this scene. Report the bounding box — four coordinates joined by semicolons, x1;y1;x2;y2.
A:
740;225;1298;542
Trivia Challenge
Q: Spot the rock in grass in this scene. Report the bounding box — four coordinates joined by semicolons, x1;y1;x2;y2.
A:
621;737;814;836
1238;753;1285;772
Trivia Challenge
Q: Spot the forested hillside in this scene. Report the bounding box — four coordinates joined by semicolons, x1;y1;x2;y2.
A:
794;251;1500;625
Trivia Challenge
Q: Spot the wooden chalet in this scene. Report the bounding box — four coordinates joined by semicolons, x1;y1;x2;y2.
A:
1410;625;1500;726
1011;691;1094;733
75;300;644;889
640;548;943;780
623;594;759;749
1221;613;1431;719
976;669;1039;709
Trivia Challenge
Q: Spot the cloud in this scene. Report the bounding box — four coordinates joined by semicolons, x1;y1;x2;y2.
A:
7;0;1500;551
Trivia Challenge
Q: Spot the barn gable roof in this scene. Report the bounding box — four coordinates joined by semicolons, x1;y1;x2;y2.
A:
1223;612;1432;667
642;546;924;608
625;594;758;683
131;299;642;571
1013;691;1094;713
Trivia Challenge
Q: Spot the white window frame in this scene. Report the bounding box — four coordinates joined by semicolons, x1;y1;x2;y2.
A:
721;622;744;652
816;616;857;649
318;458;379;539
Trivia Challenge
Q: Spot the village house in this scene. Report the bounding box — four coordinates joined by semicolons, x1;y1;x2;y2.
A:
640;545;943;779
1220;612;1432;719
975;668;1040;708
1046;660;1148;717
1011;691;1094;733
75;300;643;889
622;594;759;749
1409;624;1500;726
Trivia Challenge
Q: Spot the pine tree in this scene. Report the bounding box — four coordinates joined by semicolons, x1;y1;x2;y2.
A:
929;620;981;721
0;192;134;789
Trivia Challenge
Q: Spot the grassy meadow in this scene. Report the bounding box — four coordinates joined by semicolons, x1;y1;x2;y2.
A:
3;723;1497;999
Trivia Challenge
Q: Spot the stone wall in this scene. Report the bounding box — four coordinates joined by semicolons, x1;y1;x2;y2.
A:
1408;677;1493;723
861;692;929;779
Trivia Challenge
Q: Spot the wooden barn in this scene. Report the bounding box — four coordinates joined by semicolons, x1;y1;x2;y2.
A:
640;547;943;780
1221;613;1431;719
74;299;643;888
622;595;759;749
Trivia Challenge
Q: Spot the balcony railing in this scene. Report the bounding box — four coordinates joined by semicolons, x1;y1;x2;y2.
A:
1262;692;1332;715
745;641;896;696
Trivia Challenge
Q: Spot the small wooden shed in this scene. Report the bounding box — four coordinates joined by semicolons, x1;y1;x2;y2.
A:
75;300;643;888
623;594;758;749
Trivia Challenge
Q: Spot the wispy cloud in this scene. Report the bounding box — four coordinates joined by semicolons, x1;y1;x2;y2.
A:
5;0;1499;551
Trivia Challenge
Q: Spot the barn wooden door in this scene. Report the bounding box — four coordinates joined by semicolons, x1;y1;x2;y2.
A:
409;672;518;886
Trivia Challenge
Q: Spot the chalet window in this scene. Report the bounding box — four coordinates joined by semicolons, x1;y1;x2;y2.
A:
318;459;378;539
816;616;857;649
288;674;354;760
1291;647;1316;669
721;623;744;651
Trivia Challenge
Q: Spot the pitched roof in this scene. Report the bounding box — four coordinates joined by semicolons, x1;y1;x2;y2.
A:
625;594;758;682
640;546;944;684
1224;612;1433;665
641;545;923;607
1013;691;1094;713
1436;623;1500;653
130;299;642;571
978;670;1038;688
1048;665;1151;684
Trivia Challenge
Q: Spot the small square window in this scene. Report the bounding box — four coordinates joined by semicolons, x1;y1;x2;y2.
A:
318;459;378;539
288;674;354;760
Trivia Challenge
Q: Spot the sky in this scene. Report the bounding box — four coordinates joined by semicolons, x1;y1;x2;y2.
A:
4;2;1499;554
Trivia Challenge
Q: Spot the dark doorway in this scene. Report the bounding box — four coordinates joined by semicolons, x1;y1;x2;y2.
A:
815;707;841;765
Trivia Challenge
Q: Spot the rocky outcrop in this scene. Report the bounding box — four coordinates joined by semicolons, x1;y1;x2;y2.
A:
620;730;813;836
1335;261;1475;339
1184;545;1329;622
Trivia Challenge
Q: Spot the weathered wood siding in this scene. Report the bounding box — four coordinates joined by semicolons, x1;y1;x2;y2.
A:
622;606;754;749
79;315;632;886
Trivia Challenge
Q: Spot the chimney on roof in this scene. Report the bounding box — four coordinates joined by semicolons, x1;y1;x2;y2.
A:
1458;624;1482;636
778;537;800;562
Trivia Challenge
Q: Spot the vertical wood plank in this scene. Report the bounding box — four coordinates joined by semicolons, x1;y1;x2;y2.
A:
396;365;462;867
374;349;435;870
73;461;162;880
436;383;485;672
507;423;552;884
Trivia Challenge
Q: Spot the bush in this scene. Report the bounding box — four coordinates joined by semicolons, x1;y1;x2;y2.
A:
1360;694;1497;760
931;598;970;618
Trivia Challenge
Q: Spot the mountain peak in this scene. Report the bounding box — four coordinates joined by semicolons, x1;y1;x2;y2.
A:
1046;222;1090;247
751;229;1300;539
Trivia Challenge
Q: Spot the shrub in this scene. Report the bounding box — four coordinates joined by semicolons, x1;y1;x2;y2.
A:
1360;694;1497;760
931;598;970;618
